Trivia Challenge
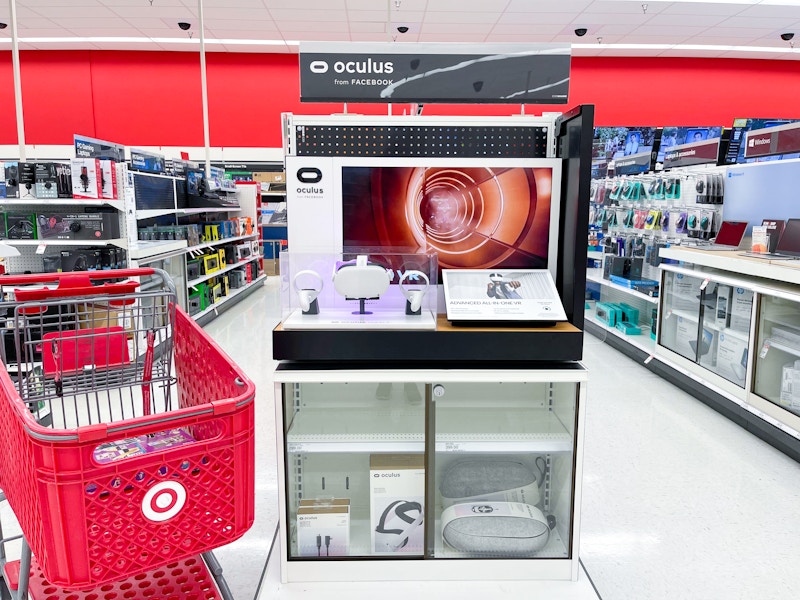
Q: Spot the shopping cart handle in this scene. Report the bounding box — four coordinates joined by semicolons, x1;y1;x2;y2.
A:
2;269;155;302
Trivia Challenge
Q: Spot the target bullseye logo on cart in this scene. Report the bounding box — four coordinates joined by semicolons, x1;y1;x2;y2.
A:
142;481;187;522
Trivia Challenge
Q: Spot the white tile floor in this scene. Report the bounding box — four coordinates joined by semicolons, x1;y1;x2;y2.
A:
4;279;798;600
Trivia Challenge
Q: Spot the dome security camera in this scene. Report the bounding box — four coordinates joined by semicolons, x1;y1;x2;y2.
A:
0;22;8;30
574;28;588;37
178;22;191;31
397;25;409;34
780;32;794;41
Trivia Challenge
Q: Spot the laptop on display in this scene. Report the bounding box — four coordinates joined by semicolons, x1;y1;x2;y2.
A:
741;218;800;260
690;221;748;251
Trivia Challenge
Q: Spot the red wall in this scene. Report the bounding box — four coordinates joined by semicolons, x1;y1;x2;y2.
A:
2;51;800;149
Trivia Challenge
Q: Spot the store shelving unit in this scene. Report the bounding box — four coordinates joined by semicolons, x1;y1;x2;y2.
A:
124;169;264;323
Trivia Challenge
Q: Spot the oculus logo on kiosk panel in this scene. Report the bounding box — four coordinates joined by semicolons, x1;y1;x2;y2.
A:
299;42;570;104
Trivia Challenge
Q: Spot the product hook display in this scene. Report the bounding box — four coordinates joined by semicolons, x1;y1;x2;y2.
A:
399;270;429;315
293;269;324;315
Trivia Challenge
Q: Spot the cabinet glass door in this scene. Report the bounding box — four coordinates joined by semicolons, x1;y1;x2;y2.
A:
430;381;578;559
703;283;751;387
753;295;800;417
281;381;425;559
659;271;704;361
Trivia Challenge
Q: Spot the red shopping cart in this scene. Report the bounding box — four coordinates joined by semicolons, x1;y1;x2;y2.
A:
0;269;255;599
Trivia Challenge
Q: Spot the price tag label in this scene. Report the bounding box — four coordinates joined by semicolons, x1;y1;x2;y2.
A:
444;442;463;452
700;278;711;291
36;244;47;255
665;310;673;319
760;342;770;359
287;443;305;453
644;355;654;365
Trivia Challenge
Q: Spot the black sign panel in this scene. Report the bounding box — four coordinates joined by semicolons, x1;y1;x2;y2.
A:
663;139;721;168
299;43;570;104
613;151;652;175
74;135;125;162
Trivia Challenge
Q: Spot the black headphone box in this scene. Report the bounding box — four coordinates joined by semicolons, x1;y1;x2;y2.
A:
59;248;100;272
37;211;120;241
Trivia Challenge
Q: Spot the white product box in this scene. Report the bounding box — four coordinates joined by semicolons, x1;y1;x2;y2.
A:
99;160;118;199
370;454;425;555
698;327;718;369
70;158;102;199
729;287;754;333
780;361;800;410
715;285;732;329
671;274;701;311
296;498;350;557
675;316;698;360
715;332;748;386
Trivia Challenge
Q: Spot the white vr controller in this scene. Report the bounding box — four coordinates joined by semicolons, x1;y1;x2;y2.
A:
293;269;324;314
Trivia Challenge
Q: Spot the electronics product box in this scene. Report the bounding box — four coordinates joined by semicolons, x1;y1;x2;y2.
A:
33;162;59;199
37;212;120;241
5;213;37;239
18;162;36;198
2;162;20;198
71;158;102;199
715;332;748;386
99;160;118;199
675;315;699;361
715;285;732;329
296;498;350;557
595;302;621;327
729;288;754;333
369;454;425;556
780;360;800;410
671;274;702;311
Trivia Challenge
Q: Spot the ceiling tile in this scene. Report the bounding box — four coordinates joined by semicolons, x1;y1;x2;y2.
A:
349;10;425;23
659;2;747;17
268;0;347;7
278;21;349;32
505;0;593;12
43;18;134;29
103;0;184;5
202;29;281;39
198;0;269;7
350;32;396;42
488;34;560;43
497;12;583;25
349;21;386;33
718;16;795;29
18;0;103;6
424;11;502;24
24;5;121;19
492;23;572;36
416;33;486;42
120;17;174;30
737;4;800;20
206;20;279;32
647;14;728;28
686;27;782;39
347;0;427;10
422;23;495;35
269;9;348;22
16;20;65;30
279;28;351;38
112;6;198;18
582;1;667;15
425;0;504;12
202;8;273;20
631;25;709;37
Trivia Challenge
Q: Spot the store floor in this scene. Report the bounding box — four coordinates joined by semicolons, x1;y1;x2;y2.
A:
190;281;800;599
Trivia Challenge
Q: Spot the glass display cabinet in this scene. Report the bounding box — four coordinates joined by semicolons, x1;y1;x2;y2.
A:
658;269;752;389
752;294;800;431
273;364;587;583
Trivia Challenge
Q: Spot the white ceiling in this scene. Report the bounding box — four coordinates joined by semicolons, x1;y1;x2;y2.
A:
0;0;799;58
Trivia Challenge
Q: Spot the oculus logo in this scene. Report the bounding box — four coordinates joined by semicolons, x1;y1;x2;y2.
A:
310;60;329;74
472;505;494;514
296;167;322;184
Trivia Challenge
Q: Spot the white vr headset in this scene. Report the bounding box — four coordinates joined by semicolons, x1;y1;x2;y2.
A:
374;499;424;552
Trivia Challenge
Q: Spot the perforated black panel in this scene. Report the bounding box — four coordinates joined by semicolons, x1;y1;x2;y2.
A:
294;125;550;158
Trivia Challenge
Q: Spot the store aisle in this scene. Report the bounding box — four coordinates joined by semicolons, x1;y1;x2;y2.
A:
206;282;799;600
579;332;800;600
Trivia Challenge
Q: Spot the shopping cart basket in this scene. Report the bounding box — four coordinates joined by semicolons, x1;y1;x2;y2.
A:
0;269;255;594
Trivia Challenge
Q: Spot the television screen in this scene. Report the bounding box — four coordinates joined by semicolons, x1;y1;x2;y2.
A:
341;165;557;275
592;126;657;177
724;118;800;164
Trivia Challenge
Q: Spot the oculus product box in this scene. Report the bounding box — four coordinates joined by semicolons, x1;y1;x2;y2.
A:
37;212;120;241
370;454;425;555
71;158;102;199
296;498;350;557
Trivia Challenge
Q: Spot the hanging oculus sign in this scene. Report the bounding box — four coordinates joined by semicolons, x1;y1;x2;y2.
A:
299;42;571;104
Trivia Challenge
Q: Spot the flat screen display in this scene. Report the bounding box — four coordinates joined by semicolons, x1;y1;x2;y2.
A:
657;126;723;163
592;127;658;177
724;118;800;164
341;164;557;275
776;218;800;255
